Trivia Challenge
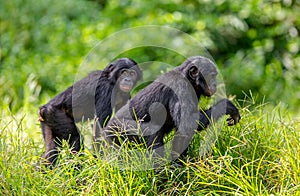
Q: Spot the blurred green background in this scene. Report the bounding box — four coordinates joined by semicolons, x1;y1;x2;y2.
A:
1;0;299;113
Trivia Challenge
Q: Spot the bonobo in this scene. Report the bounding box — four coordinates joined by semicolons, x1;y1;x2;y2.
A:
38;58;142;165
102;56;240;161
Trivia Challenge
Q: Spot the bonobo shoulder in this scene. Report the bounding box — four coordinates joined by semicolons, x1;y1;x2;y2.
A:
87;70;103;78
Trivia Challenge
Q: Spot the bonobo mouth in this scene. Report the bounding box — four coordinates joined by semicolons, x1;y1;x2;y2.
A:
120;84;132;92
205;89;216;97
206;90;213;96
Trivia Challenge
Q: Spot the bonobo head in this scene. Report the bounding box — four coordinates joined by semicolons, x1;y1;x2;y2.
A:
180;56;218;97
106;58;143;93
118;68;139;93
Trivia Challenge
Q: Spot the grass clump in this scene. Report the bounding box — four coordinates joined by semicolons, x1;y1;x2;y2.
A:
0;101;299;195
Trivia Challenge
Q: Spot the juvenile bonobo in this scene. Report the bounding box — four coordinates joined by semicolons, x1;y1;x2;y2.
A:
102;56;240;161
38;58;142;165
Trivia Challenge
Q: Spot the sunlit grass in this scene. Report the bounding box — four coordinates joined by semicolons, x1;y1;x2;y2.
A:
0;100;299;195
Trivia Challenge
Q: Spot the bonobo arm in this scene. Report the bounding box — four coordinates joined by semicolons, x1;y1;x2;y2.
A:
197;99;240;131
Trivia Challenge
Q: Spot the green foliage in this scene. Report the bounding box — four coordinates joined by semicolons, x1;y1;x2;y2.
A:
0;0;300;112
0;1;299;194
0;0;102;111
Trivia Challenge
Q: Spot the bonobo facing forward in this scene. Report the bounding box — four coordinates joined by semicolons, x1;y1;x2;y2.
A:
38;58;142;165
102;56;240;162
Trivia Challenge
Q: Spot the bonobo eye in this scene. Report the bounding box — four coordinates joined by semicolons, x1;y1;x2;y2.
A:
120;69;129;77
129;70;137;78
189;66;199;79
120;69;137;79
205;72;217;81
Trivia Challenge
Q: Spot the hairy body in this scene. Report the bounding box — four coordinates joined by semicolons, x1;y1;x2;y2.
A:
38;58;142;165
102;56;240;161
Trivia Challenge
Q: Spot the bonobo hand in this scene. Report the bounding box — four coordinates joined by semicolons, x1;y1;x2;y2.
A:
214;99;240;126
224;99;241;126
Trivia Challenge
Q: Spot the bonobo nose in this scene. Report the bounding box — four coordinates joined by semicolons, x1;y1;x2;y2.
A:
124;78;131;82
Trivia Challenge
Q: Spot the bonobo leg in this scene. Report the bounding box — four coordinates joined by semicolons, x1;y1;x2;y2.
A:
40;123;58;165
39;106;82;165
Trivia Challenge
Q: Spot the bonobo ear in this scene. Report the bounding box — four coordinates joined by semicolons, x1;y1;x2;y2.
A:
108;63;115;73
189;65;199;79
107;63;119;79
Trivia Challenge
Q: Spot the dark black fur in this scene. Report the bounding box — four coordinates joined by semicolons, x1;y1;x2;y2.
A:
102;56;240;160
38;58;142;165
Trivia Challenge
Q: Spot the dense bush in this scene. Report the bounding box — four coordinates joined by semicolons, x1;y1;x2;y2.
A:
1;0;299;112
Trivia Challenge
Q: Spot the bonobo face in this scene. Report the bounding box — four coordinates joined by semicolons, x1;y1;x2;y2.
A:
118;69;138;93
188;57;218;97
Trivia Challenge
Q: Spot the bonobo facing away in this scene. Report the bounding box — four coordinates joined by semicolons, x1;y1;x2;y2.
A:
38;58;142;165
102;56;240;163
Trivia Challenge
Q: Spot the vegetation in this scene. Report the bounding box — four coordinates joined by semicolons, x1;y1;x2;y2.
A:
0;0;299;195
1;98;299;195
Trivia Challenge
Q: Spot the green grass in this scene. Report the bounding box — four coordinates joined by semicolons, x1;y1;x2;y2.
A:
0;99;299;195
1;0;299;194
